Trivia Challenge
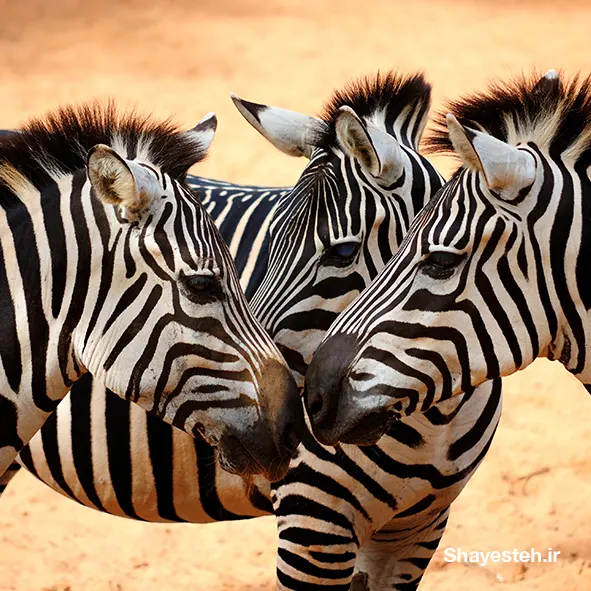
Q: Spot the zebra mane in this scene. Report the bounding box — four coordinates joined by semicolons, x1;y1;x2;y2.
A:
0;101;209;192
316;71;432;150
426;71;591;162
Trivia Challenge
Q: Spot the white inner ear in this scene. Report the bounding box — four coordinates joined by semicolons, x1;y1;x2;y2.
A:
336;106;405;184
446;114;536;195
231;94;323;158
471;134;536;191
336;108;380;174
88;145;159;216
126;160;161;207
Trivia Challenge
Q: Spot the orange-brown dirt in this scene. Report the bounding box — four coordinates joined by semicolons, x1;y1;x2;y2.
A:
1;1;591;589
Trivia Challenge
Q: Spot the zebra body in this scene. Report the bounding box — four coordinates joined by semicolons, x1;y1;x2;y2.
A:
197;177;291;299
18;177;288;522
9;74;501;590
305;71;591;462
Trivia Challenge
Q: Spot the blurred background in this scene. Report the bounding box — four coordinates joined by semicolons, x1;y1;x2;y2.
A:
1;0;591;589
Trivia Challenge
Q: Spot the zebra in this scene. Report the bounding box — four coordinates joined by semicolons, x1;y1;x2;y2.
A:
0;101;303;483
6;74;501;590
304;69;584;450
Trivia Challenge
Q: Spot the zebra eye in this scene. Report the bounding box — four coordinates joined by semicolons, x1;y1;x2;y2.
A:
421;251;465;279
179;270;223;303
321;242;361;268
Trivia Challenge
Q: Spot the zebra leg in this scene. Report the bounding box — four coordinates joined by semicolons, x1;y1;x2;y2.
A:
275;521;360;590
352;509;450;591
274;495;361;590
0;462;22;495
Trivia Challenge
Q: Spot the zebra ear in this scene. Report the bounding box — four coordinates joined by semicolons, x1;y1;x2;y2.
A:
87;145;159;217
446;114;536;195
336;106;405;184
184;112;217;153
231;93;324;158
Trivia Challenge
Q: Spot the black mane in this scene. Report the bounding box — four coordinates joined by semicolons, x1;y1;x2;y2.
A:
316;71;432;149
426;71;591;160
0;101;208;192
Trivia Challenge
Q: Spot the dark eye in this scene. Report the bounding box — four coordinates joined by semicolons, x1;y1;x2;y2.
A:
179;270;223;303
321;241;361;268
420;251;465;279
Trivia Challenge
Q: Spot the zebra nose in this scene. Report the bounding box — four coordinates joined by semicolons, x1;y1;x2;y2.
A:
272;375;304;461
306;389;325;422
303;382;337;442
304;333;359;442
257;359;304;460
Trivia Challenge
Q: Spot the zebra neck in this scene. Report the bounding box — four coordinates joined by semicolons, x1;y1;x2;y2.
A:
0;172;95;469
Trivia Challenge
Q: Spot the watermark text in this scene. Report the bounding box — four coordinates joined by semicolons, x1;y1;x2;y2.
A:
443;547;560;567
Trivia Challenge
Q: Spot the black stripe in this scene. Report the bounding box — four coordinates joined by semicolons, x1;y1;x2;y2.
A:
527;146;558;339
549;162;586;371
193;435;244;521
105;386;139;519
275;494;358;545
70;375;106;511
40;409;80;501
153;201;176;271
6;187;52;410
0;396;23;451
447;379;501;461
41;179;68;318
575;158;591;309
278;548;354;580
83;195;118;345
0;240;21;391
277;462;370;520
104;284;162;372
280;526;354;548
277;570;351;591
475;217;523;369
58;172;93;391
146;411;184;521
103;272;148;335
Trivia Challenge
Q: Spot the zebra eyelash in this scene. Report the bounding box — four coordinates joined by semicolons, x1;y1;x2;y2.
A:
419;251;466;279
178;270;223;304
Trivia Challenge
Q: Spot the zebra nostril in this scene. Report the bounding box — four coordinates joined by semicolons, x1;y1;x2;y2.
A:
307;392;324;421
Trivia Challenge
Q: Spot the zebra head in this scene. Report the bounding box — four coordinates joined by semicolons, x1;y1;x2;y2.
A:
305;70;591;445
1;104;302;480
233;73;443;386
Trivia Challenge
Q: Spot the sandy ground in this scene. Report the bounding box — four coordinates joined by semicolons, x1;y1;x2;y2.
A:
1;0;591;589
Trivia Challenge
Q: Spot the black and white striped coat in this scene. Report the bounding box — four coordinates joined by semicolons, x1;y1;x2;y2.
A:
7;74;502;590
